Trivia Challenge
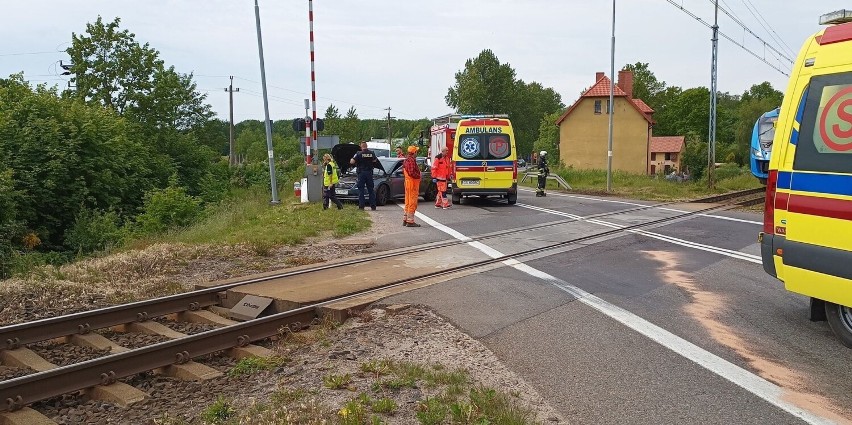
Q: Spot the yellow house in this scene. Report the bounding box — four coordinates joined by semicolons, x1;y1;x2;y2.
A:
556;70;655;174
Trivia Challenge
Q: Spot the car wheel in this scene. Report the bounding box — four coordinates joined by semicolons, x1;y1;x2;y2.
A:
452;193;461;205
507;193;517;205
376;184;389;206
825;302;852;348
424;183;437;202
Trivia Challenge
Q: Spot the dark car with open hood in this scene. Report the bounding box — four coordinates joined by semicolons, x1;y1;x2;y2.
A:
331;143;437;206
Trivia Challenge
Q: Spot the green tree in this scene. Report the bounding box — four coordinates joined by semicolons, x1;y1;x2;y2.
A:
323;104;342;136
0;75;161;249
446;49;563;156
624;62;666;103
533;111;562;163
342;106;360;142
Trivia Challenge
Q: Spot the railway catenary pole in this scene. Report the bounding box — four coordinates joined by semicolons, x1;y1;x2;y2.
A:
606;0;616;192
253;0;280;204
708;0;719;189
308;0;318;163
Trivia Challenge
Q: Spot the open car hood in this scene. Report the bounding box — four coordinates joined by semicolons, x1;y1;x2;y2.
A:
332;143;384;173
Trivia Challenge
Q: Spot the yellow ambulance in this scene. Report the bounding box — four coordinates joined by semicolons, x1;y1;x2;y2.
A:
760;10;852;347
451;115;518;205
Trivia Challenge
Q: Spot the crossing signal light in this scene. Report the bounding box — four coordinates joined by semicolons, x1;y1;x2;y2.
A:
292;118;306;132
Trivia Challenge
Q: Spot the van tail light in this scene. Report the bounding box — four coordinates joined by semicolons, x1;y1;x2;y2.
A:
763;170;778;234
513;160;517;179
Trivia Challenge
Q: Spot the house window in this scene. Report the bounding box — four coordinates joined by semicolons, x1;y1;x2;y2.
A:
665;152;671;161
594;100;601;115
605;100;611;114
671;153;677;161
651;153;656;161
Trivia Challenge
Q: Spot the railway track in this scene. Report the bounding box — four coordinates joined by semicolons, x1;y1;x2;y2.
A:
0;190;764;421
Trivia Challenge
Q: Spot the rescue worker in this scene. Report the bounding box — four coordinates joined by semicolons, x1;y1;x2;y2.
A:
350;141;378;210
431;147;451;209
403;145;422;227
322;153;344;210
536;150;549;197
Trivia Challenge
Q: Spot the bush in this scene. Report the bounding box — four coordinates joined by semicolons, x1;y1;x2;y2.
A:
64;208;126;255
713;163;748;181
135;185;203;235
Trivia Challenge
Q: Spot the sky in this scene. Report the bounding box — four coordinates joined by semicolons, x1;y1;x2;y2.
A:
3;1;849;123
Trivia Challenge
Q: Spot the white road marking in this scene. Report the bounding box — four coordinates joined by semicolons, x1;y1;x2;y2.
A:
411;208;833;425
517;188;763;225
519;203;762;264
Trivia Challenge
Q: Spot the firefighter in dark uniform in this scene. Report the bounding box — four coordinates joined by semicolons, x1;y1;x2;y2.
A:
350;141;378;210
536;150;549;197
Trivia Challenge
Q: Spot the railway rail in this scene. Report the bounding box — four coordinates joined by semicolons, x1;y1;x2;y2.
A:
0;189;765;418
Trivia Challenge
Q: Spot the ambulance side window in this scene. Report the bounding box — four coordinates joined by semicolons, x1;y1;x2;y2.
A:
794;72;852;174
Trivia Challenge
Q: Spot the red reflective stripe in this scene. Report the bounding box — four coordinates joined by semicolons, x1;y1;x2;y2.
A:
788;194;852;221
774;192;790;210
819;22;852;45
456;167;485;172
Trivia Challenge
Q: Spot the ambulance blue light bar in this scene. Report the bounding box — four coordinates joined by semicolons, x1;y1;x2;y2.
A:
820;9;852;25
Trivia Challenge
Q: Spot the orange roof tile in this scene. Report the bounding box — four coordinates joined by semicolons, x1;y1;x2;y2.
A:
650;136;685;153
632;98;654;114
583;76;629;97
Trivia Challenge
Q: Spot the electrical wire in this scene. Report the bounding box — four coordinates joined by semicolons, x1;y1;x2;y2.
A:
665;0;790;76
707;0;793;63
741;0;798;58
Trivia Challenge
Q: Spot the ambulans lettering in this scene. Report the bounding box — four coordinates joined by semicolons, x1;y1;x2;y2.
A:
465;127;503;134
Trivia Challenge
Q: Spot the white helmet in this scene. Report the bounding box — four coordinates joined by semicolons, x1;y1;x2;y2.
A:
540;151;547;156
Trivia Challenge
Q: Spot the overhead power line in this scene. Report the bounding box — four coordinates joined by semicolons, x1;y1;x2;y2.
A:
707;0;794;63
665;0;789;76
741;0;797;58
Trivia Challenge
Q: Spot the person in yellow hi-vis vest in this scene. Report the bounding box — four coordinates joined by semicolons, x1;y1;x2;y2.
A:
322;153;344;210
402;146;421;227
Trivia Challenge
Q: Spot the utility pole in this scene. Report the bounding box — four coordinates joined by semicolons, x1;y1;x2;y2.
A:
385;107;393;147
253;0;280;204
708;0;719;189
224;76;240;167
606;0;616;192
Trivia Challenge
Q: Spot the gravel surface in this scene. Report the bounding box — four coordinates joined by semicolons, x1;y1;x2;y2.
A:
0;232;562;423
28;340;110;367
54;305;563;424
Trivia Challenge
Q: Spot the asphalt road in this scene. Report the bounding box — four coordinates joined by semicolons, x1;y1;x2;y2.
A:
377;188;852;424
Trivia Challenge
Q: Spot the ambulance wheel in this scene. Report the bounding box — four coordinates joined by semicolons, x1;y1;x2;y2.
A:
825;302;852;348
507;193;517;205
376;185;389;206
452;193;461;204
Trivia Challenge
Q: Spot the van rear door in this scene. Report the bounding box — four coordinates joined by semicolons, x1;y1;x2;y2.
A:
456;132;514;189
782;71;852;305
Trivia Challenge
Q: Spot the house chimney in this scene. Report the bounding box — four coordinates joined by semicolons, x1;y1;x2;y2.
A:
618;69;634;98
595;72;605;82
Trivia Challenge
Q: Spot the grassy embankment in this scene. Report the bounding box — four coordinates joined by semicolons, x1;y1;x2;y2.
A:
128;186;371;254
521;165;763;202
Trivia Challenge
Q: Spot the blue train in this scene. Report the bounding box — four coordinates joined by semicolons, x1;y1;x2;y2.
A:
749;107;780;185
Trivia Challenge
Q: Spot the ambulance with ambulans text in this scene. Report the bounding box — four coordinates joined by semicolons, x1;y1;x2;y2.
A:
450;115;517;205
760;9;852;347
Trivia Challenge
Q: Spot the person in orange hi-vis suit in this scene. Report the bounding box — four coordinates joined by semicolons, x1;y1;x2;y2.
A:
431;147;452;209
402;145;422;227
